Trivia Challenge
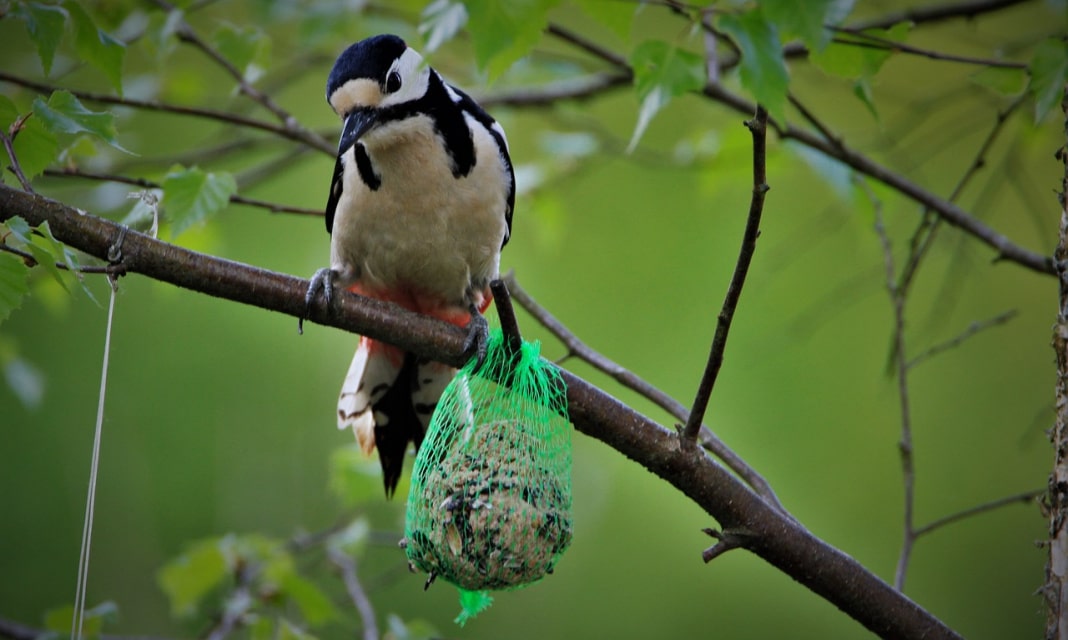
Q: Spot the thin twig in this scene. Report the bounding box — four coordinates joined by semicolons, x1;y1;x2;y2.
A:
545;24;631;70
147;0;296;127
914;489;1042;538
201;563;255;640
868;182;916;593
830;28;1028;69
327;548;379;640
907;309;1018;369
0;242;122;275
504;272;788;513
682;106;770;443
0;116;35;193
490;279;522;348
897;95;1029;296
42;168;322;216
847;0;1032;31
0;616;169;640
480;73;632;108
0;72;334;156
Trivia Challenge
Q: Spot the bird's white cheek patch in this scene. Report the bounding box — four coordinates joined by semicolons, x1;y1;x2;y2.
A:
330;78;383;116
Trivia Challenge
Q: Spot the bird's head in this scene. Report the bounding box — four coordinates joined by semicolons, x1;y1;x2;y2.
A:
326;35;430;143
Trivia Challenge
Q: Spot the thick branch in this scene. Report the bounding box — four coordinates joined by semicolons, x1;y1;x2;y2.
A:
0;183;963;640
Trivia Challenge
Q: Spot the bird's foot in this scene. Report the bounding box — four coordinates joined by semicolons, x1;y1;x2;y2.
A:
462;306;489;371
299;267;337;335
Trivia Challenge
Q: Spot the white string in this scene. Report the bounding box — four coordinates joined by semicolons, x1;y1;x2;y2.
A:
72;276;118;640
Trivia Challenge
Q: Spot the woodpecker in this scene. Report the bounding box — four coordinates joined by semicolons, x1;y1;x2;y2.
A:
305;35;514;497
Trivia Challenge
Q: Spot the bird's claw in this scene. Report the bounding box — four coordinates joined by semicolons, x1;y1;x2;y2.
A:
462;310;489;371
299;268;336;335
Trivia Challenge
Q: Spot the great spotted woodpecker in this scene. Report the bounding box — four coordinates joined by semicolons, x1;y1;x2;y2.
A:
305;35;515;496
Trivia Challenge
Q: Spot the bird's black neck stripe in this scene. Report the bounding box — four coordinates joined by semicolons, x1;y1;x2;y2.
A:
375;72;477;179
353;143;381;191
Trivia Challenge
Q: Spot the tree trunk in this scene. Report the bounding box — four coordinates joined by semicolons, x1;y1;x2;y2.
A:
1047;84;1068;640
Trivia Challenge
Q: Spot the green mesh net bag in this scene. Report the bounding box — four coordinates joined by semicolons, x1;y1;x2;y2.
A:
403;328;572;624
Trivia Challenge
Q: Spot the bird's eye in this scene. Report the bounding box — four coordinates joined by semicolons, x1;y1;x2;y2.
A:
385;70;402;94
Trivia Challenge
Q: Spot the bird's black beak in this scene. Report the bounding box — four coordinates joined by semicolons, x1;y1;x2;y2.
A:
338;107;377;155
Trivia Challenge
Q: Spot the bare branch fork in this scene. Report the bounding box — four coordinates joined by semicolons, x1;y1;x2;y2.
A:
682;106;770;443
0;183;962;639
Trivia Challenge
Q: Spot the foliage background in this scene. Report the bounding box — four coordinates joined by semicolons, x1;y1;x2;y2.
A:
0;0;1063;638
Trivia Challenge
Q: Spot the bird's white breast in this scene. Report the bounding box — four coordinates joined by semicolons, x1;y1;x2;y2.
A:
329;114;510;308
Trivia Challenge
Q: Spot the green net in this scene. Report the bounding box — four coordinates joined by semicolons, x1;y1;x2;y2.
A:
403;328;572;622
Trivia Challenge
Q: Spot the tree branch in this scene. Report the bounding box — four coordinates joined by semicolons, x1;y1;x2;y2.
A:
906;309;1018;369
0;72;334;156
1;117;34;193
870;185;918;592
328;548;379;640
705;83;1055;275
914;489;1042;538
41;168;323;217
1044;82;1068;640
543;23;1054;277
504;273;787;513
0;616;168;640
0;183;964;640
829;28;1028;69
847;0;1033;31
682;106;769;443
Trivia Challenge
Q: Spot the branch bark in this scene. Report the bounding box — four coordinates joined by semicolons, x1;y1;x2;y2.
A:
682;106;769;442
1045;83;1068;640
0;183;964;640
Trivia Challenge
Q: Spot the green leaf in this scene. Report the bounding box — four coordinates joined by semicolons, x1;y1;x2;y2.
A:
463;0;560;81
22;2;68;76
718;9;790;124
27;222;74;294
64;1;125;95
162;166;237;236
0;250;31;325
810;22;910;79
787;140;854;198
329;444;383;506
143;8;184;60
0;96;59;184
2;216;33;244
970;66;1027;97
3;354;45;410
852;78;879;120
278;619;317;640
213;24;270;82
158;537;232;617
419;0;468;54
32;91;130;153
43;601;118;636
384;614;438;640
575;0;633;40
1028;38;1068;123
13;116;60;182
279;573;339;625
763;0;855;53
627;40;706;151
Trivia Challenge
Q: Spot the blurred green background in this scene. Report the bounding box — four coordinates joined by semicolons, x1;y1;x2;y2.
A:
0;1;1063;638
